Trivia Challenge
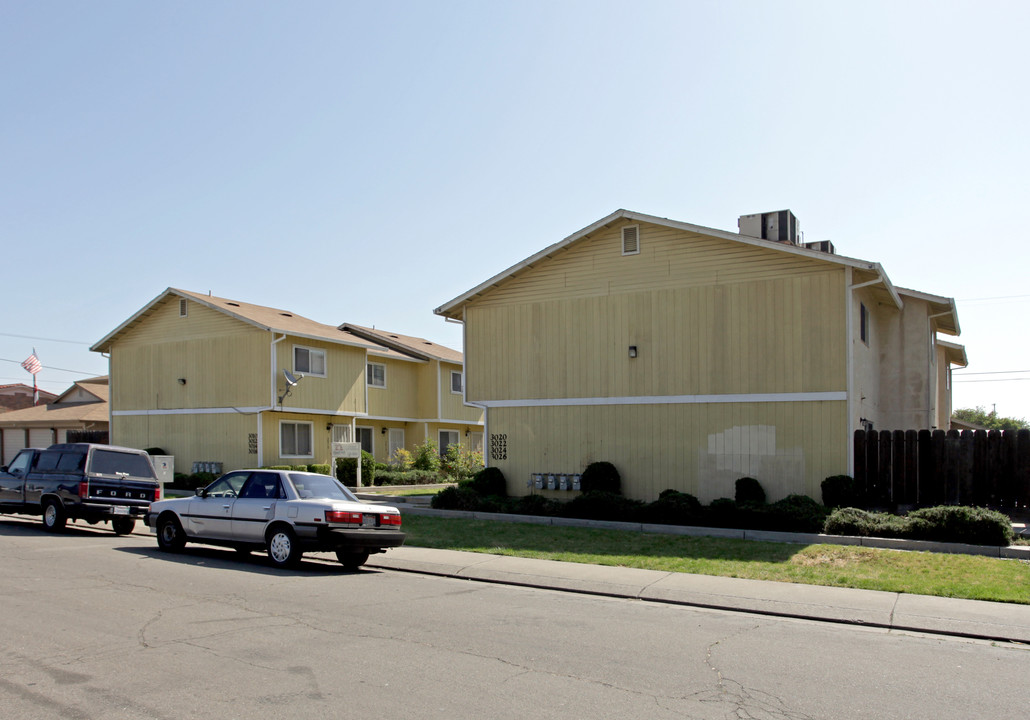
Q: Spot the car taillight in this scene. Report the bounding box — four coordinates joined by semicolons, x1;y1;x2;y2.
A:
78;480;88;498
154;487;161;501
325;510;363;525
380;513;402;527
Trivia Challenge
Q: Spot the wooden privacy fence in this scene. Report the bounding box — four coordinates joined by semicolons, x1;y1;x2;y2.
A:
853;429;1030;508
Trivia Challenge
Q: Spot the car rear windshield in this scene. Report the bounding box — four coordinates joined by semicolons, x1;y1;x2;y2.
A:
89;450;156;479
287;473;357;501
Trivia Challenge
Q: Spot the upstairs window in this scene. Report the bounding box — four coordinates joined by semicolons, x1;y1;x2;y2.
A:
294;346;326;377
450;371;463;394
367;362;386;388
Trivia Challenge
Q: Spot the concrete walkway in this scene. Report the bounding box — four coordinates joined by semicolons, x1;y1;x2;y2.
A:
367;545;1030;645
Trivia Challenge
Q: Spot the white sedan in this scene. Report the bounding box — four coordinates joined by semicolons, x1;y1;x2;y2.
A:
147;469;405;569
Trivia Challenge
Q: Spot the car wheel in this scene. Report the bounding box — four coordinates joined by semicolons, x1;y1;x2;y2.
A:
156;514;187;552
111;517;136;535
336;550;370;571
267;526;302;568
42;499;66;533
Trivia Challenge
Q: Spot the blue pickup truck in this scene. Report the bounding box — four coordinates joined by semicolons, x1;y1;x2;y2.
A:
0;443;161;534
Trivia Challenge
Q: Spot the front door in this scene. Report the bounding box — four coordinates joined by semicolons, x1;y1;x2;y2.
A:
231;472;283;543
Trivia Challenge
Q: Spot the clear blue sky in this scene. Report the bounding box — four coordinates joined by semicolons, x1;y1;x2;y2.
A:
3;1;1028;419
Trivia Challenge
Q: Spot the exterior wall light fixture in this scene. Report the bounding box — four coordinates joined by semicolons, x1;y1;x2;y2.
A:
628;345;638;358
177;378;187;385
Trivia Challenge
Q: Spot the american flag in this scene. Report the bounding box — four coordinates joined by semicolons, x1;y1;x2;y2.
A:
21;352;42;375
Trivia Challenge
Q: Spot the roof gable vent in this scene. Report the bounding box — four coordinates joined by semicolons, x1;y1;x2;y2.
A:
621;225;640;255
179;299;188;318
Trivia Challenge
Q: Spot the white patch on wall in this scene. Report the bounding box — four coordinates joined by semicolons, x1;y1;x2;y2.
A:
698;425;804;503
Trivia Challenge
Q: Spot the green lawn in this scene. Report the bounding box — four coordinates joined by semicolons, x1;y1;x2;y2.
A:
401;515;1030;605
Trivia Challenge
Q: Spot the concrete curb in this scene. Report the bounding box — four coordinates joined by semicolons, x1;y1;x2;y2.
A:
367;546;1030;644
389;505;1030;559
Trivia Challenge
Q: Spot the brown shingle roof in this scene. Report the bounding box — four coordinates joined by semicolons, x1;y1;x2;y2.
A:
341;324;463;364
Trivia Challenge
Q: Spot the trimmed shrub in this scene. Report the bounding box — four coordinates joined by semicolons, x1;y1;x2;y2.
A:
821;475;862;509
706;497;740;527
764;494;830;533
336;450;376;486
431;486;483;511
263;465;293;471
641;490;704;526
823;507;910;538
509;494;561;517
464;466;507;497
306;463;331;476
579;461;621;495
560;491;643;521
906;506;1013;546
735;477;766;506
442;444;484;482
374;469;442;486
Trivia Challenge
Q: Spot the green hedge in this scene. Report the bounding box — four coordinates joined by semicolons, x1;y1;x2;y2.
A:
824;506;1013;546
375;469;442;486
336;451;376;486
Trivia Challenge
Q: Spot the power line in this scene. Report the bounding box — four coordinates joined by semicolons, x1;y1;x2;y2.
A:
0;331;91;345
0;358;102;375
953;377;1030;383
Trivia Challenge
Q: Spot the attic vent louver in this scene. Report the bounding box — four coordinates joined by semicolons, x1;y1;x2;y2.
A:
622;225;640;256
179;299;188;318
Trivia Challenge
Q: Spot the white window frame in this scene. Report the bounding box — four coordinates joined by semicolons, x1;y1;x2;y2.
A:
332;424;352;443
450;370;463;394
438;429;459;458
293;345;327;378
355;426;374;456
280;421;314;458
367;362;386;389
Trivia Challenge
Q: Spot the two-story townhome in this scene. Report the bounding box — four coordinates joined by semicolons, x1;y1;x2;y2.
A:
341;324;484;461
91;289;483;474
435;209;965;503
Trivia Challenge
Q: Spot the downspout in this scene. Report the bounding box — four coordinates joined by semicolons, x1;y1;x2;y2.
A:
926;310;952;428
846;274;886;475
266;333;288;467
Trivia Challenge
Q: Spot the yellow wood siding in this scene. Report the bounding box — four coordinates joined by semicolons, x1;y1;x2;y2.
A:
467;272;845;402
113;412;261;472
485;401;847;502
472;221;838;308
366;357;421;419
110;298;270;410
274;340;365;414
439;361;482;422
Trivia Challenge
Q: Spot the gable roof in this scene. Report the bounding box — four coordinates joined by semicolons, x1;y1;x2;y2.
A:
341;324;463;364
435;208;916;320
91;288;389;354
54;376;109;404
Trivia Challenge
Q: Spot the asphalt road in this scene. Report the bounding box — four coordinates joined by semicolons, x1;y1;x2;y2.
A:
0;516;1027;720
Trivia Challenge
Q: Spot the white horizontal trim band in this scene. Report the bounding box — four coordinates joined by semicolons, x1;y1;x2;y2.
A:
476;392;847;408
365;414;485;425
113;407;366;417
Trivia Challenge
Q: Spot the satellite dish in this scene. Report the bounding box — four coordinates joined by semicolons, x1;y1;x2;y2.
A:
278;369;304;406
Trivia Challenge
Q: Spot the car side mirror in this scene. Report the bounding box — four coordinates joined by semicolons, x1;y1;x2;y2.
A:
196;488;208;498
0;466;7;473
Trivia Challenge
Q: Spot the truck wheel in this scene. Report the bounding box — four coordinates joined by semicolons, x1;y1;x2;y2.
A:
266;526;302;568
111;517;136;535
336;550;369;571
156;515;187;551
42;500;66;533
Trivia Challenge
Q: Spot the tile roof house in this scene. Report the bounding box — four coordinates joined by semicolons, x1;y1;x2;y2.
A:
0;377;109;464
90;289;482;475
0;384;58;412
435;208;966;503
